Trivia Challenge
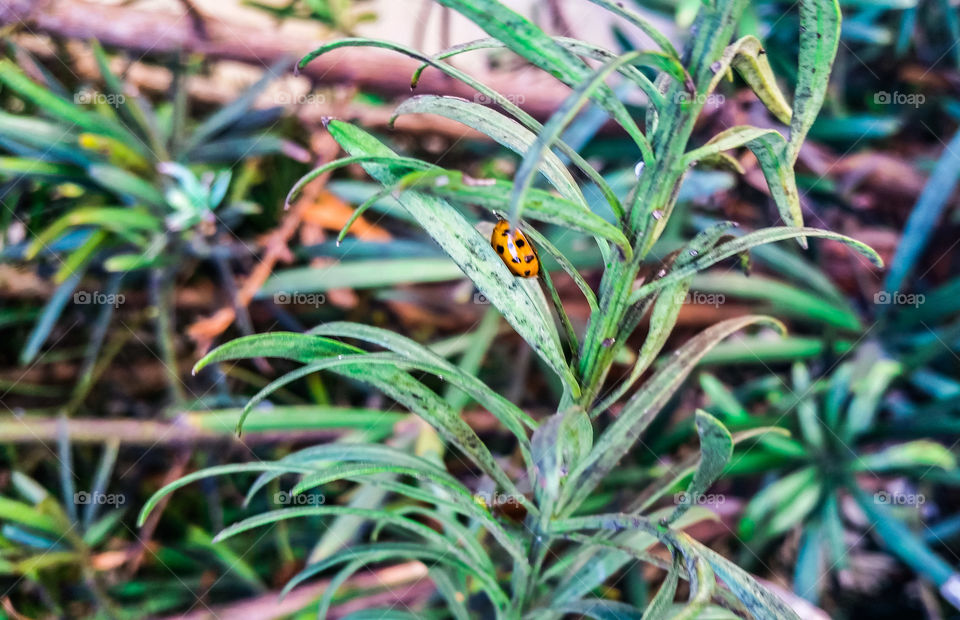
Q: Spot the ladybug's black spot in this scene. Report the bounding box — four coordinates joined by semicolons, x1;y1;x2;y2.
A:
524;270;531;276
496;245;505;254
502;231;509;237
524;255;535;263
516;239;525;247
511;257;520;264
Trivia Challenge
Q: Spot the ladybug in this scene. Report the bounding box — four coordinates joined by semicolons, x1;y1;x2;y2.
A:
491;219;539;278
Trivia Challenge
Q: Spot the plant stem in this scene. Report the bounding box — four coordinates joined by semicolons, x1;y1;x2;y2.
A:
576;0;749;412
151;265;185;405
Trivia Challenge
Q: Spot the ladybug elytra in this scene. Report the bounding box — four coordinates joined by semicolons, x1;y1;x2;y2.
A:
491;219;539;278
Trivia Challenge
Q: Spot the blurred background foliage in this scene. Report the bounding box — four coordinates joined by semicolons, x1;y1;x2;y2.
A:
0;0;959;617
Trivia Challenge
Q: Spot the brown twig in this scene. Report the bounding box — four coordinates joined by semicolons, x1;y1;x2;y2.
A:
0;415;362;445
1;0;572;120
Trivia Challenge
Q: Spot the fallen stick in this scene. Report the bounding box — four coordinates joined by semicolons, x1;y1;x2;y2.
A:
0;406;405;445
1;0;572;120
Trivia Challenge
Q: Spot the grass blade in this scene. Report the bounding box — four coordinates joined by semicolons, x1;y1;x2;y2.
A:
788;0;842;163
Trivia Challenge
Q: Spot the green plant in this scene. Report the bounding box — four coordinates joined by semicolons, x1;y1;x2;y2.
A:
694;359;960;608
0;44;302;405
140;0;886;616
0;436;125;616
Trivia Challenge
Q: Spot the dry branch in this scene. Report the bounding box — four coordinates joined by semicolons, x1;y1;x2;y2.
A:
2;0;572;121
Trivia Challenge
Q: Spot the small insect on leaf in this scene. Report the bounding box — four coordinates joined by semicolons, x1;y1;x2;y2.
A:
491;219;539;278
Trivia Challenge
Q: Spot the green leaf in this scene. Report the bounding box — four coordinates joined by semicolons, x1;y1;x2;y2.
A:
87;164;167;209
531;407;591;517
706;36;792;125
396;169;631;257
183;57;289;155
672;534;716;620
213;506;485;577
281;542;509;607
685;536;801;620
428;569;471;620
645;550;682;619
433;0;653;165
885;127;960;294
308;321;535;433
412;36;665;109
855;440;956;472
585;0;681;59
186;526;266;592
793;522;823;603
89;39;165;159
0;59;131;144
668;410;733;523
594;275;692;415
519;225;598;312
791;363;825;450
0;496;63;536
286;154;437;207
0;157;86;182
788;0;842;164
740;466;819;539
563;315;785;513
692;273;861;331
236;351;536;475
549;507;716;604
261;259;463;295
843;359;900;441
629;227;883;304
325;120;577;396
20;269;85;365
685;128;803;240
700;373;750;421
506;49;656;228
851;485;957;592
25;207;159;259
193;333;518;493
0;111;91;165
391;95;584;205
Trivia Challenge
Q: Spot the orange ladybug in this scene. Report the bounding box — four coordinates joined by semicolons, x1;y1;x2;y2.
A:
491;219;539;278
